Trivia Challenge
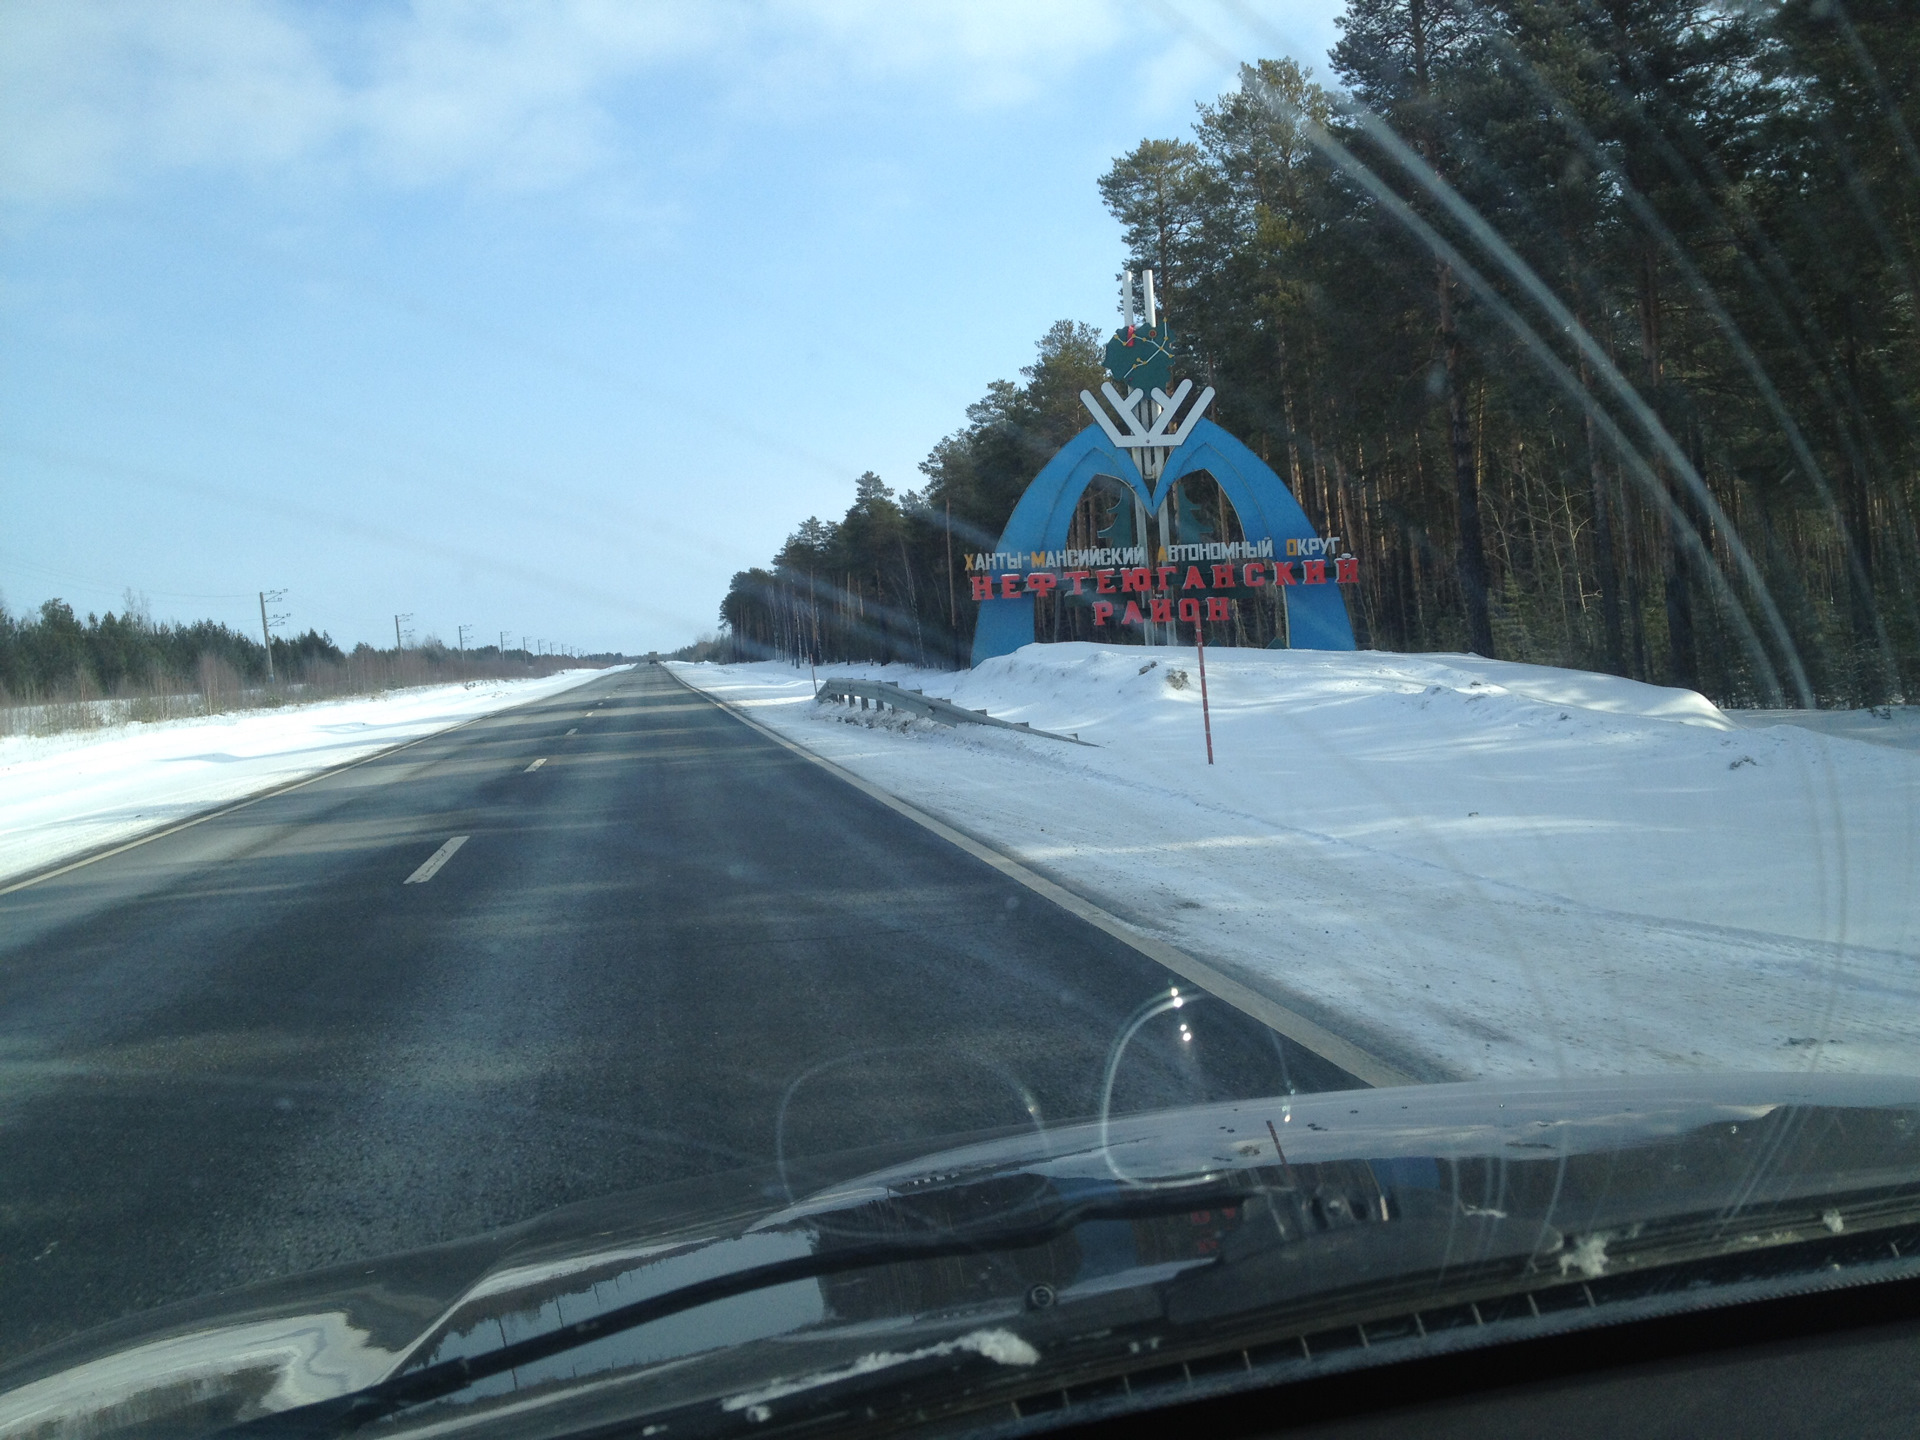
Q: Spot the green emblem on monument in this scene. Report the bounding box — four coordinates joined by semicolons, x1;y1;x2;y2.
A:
1104;321;1173;395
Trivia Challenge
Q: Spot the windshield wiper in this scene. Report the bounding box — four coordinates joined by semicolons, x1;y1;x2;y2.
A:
216;1177;1259;1438
215;1109;1920;1439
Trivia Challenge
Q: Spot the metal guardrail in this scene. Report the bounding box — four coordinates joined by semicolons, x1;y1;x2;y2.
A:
815;677;1095;746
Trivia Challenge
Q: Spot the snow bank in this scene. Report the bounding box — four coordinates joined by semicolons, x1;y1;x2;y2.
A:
1726;704;1920;753
0;669;618;885
671;647;1920;1082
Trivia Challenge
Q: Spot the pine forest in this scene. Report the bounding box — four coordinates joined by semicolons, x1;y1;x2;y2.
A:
718;0;1918;709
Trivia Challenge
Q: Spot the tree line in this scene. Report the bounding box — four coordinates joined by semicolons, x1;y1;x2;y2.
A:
1;596;619;726
0;597;345;702
721;0;1917;708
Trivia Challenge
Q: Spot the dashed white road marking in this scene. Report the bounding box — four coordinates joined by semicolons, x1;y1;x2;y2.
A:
525;757;547;772
566;728;578;736
404;835;469;884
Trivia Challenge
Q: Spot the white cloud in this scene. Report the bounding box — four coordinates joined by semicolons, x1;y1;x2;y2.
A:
760;0;1123;106
348;1;719;187
0;0;1149;204
1;2;341;199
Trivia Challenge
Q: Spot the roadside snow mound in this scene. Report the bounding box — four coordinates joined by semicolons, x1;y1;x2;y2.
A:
951;644;1732;732
805;643;1906;951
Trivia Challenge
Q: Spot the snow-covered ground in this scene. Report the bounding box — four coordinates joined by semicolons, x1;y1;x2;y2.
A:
671;647;1920;1083
1724;704;1920;752
0;669;617;885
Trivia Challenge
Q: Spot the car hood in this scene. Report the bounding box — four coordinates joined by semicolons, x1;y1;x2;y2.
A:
6;1071;1920;1438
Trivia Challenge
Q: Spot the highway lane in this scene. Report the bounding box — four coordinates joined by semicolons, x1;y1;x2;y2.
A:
0;664;1350;1366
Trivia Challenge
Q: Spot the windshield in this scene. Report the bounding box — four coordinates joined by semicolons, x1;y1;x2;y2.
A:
2;1;1916;1434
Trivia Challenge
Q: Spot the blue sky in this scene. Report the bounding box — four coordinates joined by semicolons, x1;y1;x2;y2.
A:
1;1;1345;655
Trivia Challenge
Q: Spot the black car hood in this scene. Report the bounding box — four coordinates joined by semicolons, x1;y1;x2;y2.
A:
6;1072;1920;1438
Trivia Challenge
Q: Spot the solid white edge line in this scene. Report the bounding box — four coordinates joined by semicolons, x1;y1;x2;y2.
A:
525;757;547;771
663;667;1417;1089
404;834;470;884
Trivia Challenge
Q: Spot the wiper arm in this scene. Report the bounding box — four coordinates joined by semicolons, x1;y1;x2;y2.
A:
218;1178;1259;1438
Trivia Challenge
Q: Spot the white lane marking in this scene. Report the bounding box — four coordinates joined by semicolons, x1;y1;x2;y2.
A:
405;835;469;885
566;728;578;736
525;757;547;772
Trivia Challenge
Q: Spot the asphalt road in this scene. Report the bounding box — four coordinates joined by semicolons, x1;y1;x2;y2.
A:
0;665;1351;1366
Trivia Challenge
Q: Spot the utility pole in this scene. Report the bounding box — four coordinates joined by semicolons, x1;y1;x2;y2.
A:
457;623;471;652
258;589;287;683
394;613;412;651
499;630;507;654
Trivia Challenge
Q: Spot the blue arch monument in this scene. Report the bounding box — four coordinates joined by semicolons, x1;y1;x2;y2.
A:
968;277;1358;667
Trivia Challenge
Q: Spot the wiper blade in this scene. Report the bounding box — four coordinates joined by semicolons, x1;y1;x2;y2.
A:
216;1178;1258;1438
